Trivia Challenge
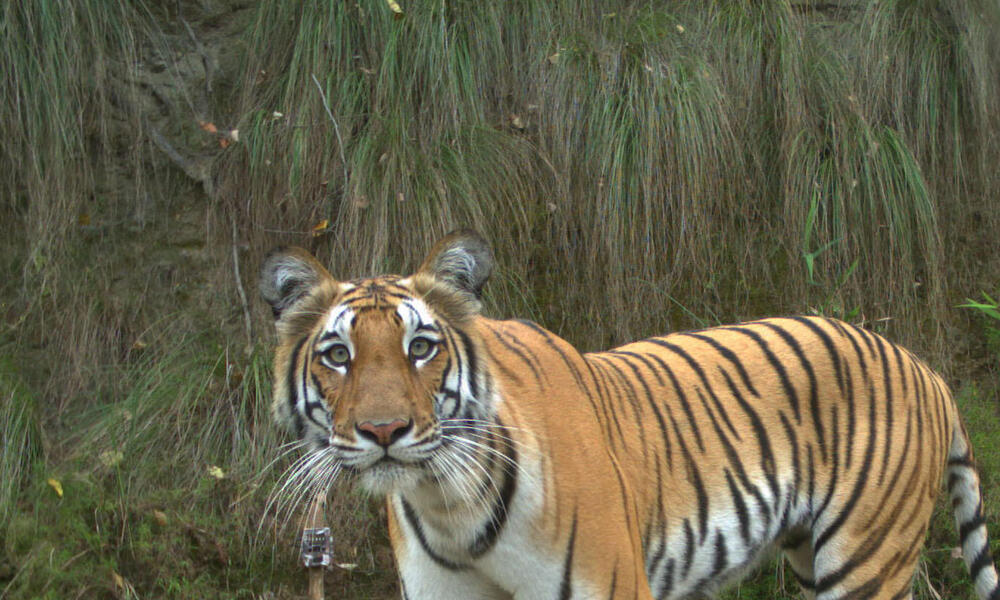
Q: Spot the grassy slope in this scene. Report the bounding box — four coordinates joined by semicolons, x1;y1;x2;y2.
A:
1;0;999;598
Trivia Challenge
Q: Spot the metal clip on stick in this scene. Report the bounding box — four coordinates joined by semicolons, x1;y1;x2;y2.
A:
302;492;329;600
300;527;333;568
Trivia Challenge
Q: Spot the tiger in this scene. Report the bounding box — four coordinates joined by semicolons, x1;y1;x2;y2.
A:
260;230;999;600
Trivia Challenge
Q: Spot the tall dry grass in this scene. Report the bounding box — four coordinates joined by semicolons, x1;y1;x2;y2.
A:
221;0;1000;355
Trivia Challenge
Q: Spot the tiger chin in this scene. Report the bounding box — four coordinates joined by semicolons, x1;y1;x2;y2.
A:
261;230;1000;600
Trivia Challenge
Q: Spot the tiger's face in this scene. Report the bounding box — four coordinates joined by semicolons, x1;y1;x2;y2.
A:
260;231;494;496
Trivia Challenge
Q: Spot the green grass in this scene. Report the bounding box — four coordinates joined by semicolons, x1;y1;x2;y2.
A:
0;355;38;528
0;341;396;599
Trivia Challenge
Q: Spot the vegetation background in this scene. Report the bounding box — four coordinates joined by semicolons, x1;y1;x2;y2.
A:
2;0;999;598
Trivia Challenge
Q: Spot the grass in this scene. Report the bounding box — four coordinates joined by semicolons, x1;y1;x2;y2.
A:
1;0;1000;597
1;340;397;599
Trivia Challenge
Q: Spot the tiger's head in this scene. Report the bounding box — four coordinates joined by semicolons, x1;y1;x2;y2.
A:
259;230;495;496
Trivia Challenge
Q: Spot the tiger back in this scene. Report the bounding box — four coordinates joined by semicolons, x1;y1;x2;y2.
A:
260;230;999;600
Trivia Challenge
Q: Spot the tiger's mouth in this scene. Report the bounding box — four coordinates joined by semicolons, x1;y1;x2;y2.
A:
354;455;427;494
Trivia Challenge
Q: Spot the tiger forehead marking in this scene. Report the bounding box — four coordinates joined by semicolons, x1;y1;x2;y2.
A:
260;231;1000;600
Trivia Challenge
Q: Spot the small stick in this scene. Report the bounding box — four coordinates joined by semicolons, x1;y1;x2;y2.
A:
305;491;328;600
311;74;350;195
230;217;253;352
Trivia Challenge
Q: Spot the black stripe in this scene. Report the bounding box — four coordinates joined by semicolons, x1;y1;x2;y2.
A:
681;518;696;577
486;326;544;384
615;351;675;470
586;359;626;449
637;347;705;453
669;414;709;541
453;327;481;399
846;322;878;359
778;412;801;509
970;545;995;581
813;390;877;554
949;455;974;468
658;558;676;600
788;317;846;396
722;326;802;422
960;514;987;543
516;320;606;437
400;498;467;571
287;336;309;437
812;407;841;525
693;386;772;534
872;333;895;486
711;529;728;577
724;469;751;544
603;353;653;452
718;366;780;501
830;319;868;471
588;357;631;450
559;509;579;600
677;332;760;397
468;420;519;557
646;338;741;441
760;321;826;463
607;565;618;600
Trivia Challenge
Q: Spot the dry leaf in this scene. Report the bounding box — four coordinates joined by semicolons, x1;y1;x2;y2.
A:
336;563;358;571
228;129;239;142
111;570;125;589
951;546;964;559
219;138;230;149
199;120;218;134
511;115;526;129
47;478;63;498
386;0;403;19
131;339;147;351
548;53;560;64
676;24;685;33
207;465;226;480
312;219;330;237
78;213;91;226
397;192;406;203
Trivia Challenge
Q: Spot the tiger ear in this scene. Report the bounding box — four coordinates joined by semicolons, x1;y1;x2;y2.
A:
415;230;493;302
259;246;337;320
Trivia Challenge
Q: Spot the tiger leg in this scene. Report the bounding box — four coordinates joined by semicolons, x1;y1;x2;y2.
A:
808;496;933;600
782;533;816;600
397;559;510;600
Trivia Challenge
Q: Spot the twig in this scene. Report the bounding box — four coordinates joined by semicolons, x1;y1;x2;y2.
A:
148;123;214;196
231;217;253;353
181;17;214;95
920;559;944;600
304;491;328;600
311;74;350;194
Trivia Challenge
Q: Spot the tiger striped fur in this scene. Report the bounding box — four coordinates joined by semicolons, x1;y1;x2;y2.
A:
260;230;999;600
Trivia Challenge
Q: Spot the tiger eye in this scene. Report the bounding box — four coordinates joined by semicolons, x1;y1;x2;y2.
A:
326;344;350;366
408;337;434;360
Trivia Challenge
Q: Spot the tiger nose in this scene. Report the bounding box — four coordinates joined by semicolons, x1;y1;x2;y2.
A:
356;419;413;447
